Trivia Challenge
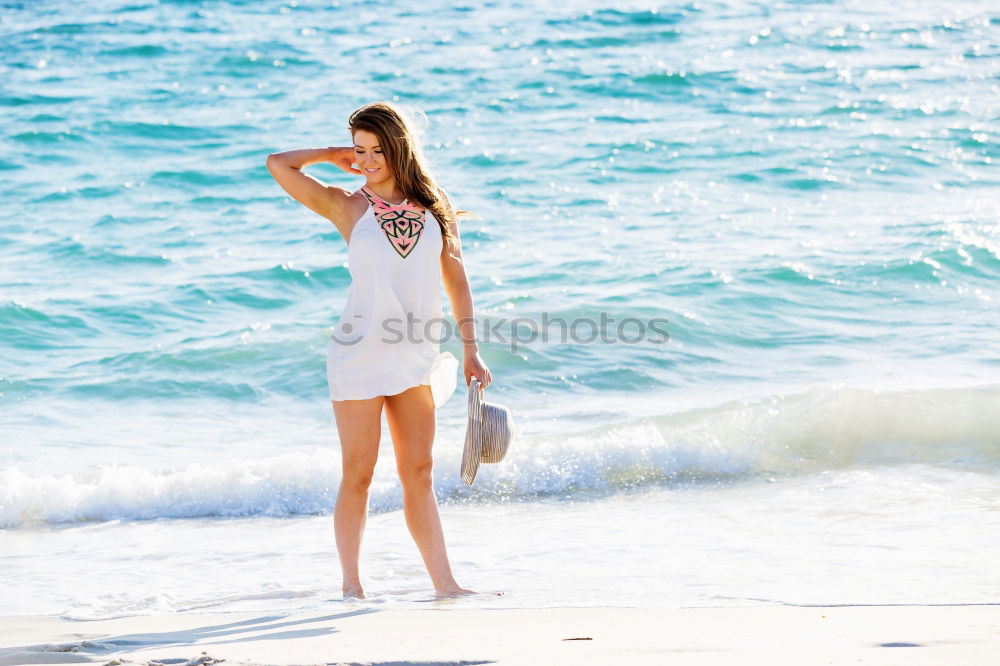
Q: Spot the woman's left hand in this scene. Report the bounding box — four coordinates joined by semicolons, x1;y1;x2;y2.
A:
463;349;492;389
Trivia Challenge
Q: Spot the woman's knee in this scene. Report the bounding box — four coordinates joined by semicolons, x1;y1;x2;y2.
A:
399;458;434;493
341;464;376;493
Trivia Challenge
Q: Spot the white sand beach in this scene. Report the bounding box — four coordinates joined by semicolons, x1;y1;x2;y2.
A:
2;603;998;666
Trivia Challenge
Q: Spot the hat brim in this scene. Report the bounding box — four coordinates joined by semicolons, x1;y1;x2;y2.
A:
460;377;483;485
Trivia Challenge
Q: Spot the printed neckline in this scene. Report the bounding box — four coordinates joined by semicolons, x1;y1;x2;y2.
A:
362;185;408;207
359;186;426;259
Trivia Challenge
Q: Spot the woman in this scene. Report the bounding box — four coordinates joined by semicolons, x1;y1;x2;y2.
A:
265;101;491;599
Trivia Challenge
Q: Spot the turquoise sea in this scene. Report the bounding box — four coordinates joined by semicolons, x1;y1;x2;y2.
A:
2;0;999;620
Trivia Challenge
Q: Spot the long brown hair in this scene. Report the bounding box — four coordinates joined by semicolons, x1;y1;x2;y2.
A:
348;101;476;258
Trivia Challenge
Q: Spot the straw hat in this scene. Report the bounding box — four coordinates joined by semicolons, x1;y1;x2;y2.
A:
460;376;513;486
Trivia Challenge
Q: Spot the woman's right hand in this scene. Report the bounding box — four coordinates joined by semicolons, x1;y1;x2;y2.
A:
328;146;363;175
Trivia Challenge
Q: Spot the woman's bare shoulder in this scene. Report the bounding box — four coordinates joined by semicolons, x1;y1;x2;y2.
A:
435;185;455;211
337;189;372;244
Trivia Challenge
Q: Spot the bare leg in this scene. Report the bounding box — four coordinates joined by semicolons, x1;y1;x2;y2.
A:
332;395;385;599
384;384;474;597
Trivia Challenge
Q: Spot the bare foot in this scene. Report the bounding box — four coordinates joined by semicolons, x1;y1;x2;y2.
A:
343;584;366;600
434;585;477;599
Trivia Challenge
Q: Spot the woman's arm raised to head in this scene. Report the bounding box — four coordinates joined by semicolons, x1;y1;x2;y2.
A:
265;146;360;229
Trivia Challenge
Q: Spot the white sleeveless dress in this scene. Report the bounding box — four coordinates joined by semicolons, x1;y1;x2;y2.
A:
326;186;459;408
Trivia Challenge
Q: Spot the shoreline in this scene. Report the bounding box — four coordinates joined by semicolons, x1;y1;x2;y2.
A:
2;603;999;666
